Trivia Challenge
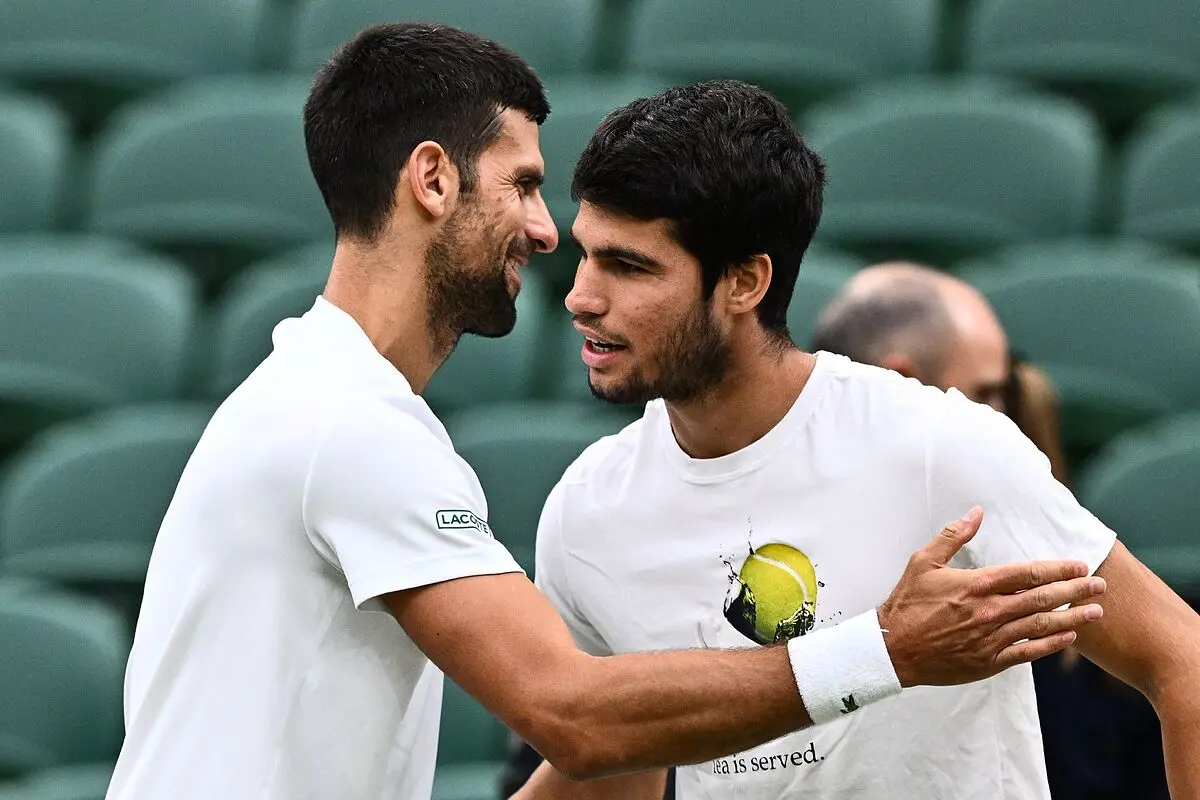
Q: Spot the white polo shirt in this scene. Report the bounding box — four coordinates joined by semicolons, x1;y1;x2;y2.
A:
536;353;1117;799
108;297;521;800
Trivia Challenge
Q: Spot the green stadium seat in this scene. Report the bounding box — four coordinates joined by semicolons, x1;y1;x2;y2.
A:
1078;414;1200;595
210;245;550;413
444;402;632;573
431;762;503;800
1118;105;1200;252
626;0;939;112
0;235;146;266
207;241;332;398
533;75;674;296
0;0;269;128
549;311;592;403
423;271;551;415
0;404;213;587
0;577;49;600
802;80;1104;263
16;763;112;800
84;76;330;279
964;262;1200;456
964;0;1200;131
290;0;602;76
432;679;507;800
789;244;867;349
0;94;68;233
0;251;199;447
953;238;1184;277
540;76;673;230
0;590;127;775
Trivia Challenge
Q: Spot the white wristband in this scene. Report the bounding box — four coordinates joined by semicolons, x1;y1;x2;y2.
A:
786;608;902;724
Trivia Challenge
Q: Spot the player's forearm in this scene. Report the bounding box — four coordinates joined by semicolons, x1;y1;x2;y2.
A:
1161;705;1200;799
535;645;811;780
1151;662;1200;799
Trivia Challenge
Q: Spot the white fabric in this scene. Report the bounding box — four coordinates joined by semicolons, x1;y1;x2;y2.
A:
787;609;901;724
107;297;521;800
535;352;1116;799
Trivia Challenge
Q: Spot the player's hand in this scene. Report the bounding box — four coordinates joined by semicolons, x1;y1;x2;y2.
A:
878;506;1106;688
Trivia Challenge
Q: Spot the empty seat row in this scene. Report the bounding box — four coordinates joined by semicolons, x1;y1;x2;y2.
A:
1;235;1197;450
1;0;1197;131
5;79;1200;267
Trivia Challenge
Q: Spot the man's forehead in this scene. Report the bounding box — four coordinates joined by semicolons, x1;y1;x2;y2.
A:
572;203;672;246
488;108;542;157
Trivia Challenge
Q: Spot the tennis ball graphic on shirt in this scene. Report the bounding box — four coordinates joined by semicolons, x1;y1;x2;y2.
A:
723;543;818;645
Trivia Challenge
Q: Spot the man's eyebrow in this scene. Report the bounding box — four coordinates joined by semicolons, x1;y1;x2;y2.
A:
569;232;663;269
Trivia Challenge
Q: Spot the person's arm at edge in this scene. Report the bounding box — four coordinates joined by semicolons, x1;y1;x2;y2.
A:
927;394;1200;795
1074;542;1200;798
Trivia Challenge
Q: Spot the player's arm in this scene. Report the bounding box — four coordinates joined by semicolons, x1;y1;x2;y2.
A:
927;395;1200;797
1073;543;1200;798
385;570;806;779
385;508;1104;780
309;403;1103;781
509;762;667;799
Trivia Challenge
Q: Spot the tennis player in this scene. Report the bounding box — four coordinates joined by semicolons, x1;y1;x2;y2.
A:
520;80;1200;798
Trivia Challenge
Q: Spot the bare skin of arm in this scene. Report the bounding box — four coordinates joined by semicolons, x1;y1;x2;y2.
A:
511;764;668;800
1073;542;1200;799
385;509;1106;781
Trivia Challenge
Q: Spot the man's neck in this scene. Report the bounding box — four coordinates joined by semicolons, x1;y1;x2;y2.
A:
322;236;449;395
664;343;816;460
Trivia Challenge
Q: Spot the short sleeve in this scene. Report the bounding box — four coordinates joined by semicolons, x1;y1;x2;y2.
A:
926;391;1117;576
304;402;522;608
534;482;613;657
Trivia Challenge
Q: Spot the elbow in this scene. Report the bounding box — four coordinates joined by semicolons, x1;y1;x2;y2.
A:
539;733;624;781
513;687;628;780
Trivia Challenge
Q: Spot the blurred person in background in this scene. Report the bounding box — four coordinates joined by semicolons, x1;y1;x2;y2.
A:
812;262;1170;800
811;262;1068;481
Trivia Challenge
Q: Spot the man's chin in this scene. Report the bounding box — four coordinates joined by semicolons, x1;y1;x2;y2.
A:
462;309;517;338
587;375;656;406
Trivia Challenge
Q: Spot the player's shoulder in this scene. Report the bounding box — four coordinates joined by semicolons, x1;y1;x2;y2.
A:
815;352;1026;460
558;409;652;487
814;351;961;427
324;391;453;454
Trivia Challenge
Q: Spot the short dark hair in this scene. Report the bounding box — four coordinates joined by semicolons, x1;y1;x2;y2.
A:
571;79;825;338
811;278;953;378
304;22;550;241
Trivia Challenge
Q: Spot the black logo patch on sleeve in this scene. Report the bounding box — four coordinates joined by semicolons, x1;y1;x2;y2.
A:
435;510;493;538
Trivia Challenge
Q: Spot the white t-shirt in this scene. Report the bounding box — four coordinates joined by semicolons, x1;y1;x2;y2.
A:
536;353;1116;800
107;297;521;800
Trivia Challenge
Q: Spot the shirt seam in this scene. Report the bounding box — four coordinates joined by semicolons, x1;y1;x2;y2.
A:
350;548;523;604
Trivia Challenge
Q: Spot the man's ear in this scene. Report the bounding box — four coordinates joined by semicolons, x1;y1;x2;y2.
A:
719;254;773;318
405;141;459;220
